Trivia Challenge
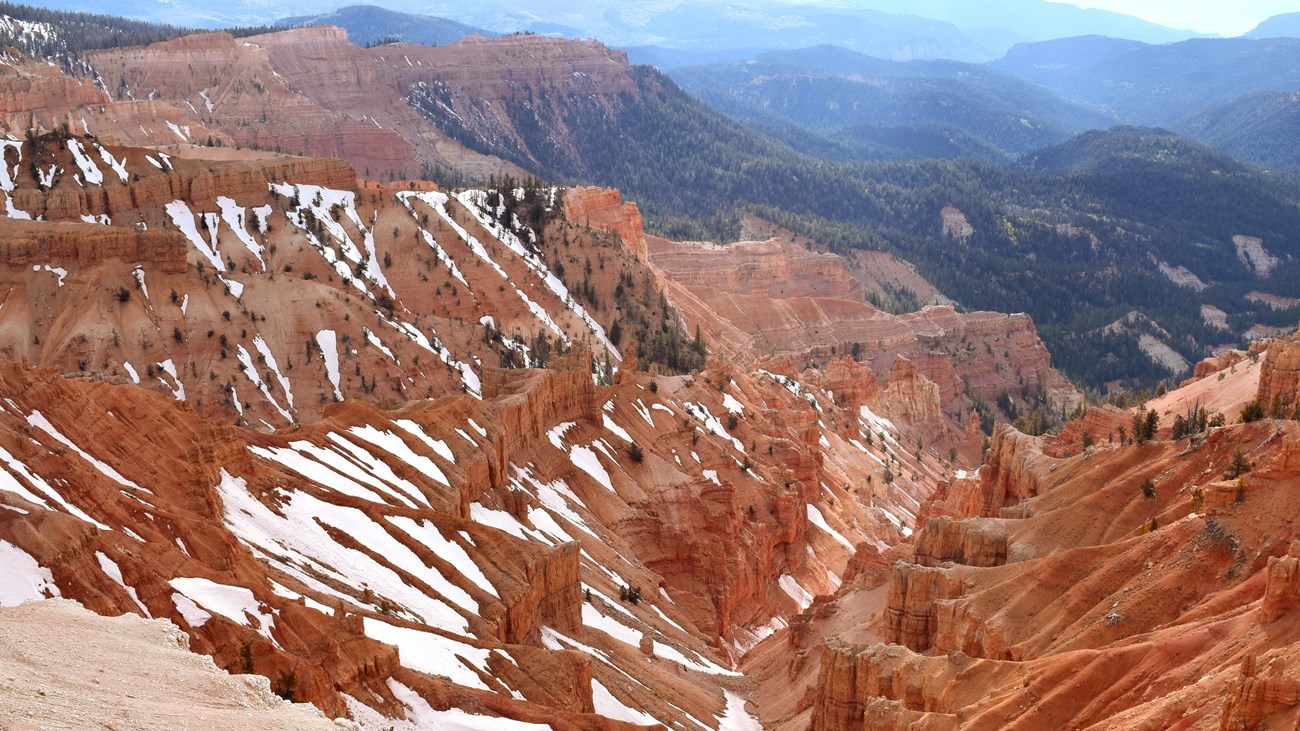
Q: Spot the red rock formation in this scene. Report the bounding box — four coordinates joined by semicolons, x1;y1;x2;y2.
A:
1194;349;1249;380
1044;404;1129;458
882;563;965;652
85;29;521;183
563;187;647;260
502;542;583;644
810;641;961;731
650;237;860;301
0;219;187;271
1261;541;1300;624
976;425;1044;517
748;359;1300;731
0;54;220;146
818;356;881;411
911;517;1007;568
1220;654;1300;731
1258;332;1300;412
650;235;1079;416
880;356;943;438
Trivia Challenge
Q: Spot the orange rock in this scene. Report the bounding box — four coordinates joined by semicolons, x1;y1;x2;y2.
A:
1261;541;1300;624
882;563;965;652
563;187;646;261
1258;332;1300;412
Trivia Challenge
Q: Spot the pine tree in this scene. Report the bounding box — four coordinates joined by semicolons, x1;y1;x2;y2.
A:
1224;450;1253;479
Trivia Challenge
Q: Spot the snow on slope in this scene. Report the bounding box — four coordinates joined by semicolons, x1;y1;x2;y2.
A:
0;540;59;606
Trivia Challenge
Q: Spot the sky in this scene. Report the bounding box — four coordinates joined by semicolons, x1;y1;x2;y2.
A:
1049;0;1298;36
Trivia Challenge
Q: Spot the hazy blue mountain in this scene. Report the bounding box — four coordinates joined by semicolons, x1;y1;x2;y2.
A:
622;46;766;70
620;4;995;61
1245;12;1300;38
671;46;1116;160
992;36;1300;126
276;6;494;46
21;0;1195;60
847;0;1201;44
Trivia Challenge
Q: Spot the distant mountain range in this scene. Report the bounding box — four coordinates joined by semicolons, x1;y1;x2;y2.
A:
1246;12;1300;38
670;45;1117;162
991;36;1300;126
20;0;1202;60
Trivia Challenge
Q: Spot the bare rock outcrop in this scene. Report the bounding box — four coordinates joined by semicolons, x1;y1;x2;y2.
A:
563;187;647;260
502;542;583;644
883;563;965;652
911;517;1008;568
881;356;943;434
810;641;961;731
1258;332;1300;412
0;219;187;272
978;425;1045;517
939;205;973;242
1220;654;1300;731
1194;350;1248;380
1261;541;1300;624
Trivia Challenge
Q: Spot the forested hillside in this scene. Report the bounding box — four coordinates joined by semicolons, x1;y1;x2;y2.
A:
275;6;493;47
1183;91;1300;175
0;1;273;55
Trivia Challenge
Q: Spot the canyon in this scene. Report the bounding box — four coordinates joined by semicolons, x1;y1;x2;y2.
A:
0;11;1295;731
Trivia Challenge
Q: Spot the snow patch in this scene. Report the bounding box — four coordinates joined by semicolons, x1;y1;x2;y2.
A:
0;540;60;606
778;574;814;610
316;329;343;401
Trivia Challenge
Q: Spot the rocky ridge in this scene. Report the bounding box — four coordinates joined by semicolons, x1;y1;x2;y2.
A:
80;27;537;183
741;331;1300;730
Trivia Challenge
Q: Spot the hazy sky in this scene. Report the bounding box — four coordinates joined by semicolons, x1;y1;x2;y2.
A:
1050;0;1297;35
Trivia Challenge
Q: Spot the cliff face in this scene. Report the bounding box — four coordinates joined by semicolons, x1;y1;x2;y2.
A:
911;517;1008;568
85;30;420;181
81;28;532;183
0;352;726;728
1261;541;1300;624
562;187;647;261
0;220;187;271
0;305;981;729
975;424;1046;516
1220;654;1300;731
1258;332;1300;412
648;236;860;300
649;236;1080;416
882;563;965;652
810;642;960;731
0;128;1010;729
0;54;221;148
387;33;638;102
0;25;1215;731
